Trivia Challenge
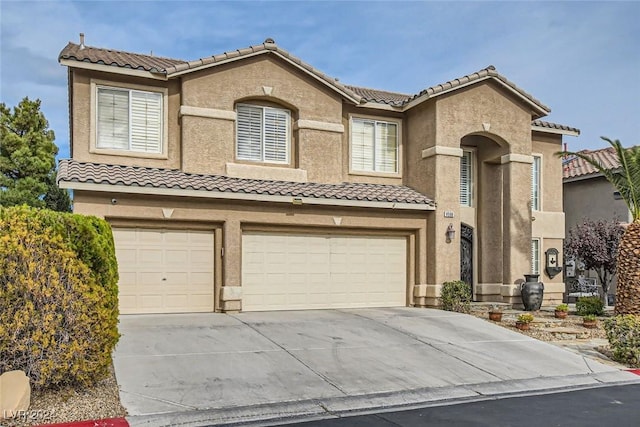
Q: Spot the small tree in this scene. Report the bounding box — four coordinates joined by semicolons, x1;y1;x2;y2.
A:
564;218;624;305
0;97;70;211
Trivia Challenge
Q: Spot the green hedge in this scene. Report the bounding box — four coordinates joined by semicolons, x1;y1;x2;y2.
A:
0;206;119;389
576;296;605;316
604;315;640;368
441;280;471;313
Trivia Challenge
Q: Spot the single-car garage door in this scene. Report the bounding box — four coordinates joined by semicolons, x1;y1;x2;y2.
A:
242;232;407;311
113;228;215;314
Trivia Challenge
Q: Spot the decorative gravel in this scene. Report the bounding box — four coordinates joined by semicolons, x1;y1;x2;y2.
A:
3;364;126;427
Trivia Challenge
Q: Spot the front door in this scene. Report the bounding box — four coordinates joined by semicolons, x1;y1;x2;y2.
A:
460;224;473;295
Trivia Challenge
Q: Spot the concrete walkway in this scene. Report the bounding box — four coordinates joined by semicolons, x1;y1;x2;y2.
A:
113;308;640;426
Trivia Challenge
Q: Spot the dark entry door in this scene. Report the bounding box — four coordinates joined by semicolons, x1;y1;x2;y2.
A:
460;224;473;294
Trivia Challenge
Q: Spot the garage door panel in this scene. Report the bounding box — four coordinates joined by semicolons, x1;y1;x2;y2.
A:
242;233;406;311
114;228;214;314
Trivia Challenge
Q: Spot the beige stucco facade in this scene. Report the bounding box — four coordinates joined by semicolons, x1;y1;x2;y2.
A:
60;42;577;312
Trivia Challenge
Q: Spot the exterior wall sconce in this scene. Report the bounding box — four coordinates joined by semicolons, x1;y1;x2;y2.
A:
446;223;455;243
545;248;563;279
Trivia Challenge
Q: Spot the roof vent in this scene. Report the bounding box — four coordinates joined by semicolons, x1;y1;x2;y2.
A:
264;38;275;44
79;33;85;49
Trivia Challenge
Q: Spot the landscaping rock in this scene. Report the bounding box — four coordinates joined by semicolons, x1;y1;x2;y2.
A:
0;370;30;420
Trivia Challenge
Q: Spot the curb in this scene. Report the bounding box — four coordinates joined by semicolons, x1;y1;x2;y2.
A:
33;418;129;427
628;369;640;376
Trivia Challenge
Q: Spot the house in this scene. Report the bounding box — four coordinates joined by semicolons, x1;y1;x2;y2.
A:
563;147;631;230
563;147;631;302
57;35;579;314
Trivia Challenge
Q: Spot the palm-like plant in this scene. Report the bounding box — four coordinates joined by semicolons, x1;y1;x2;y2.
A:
561;137;639;315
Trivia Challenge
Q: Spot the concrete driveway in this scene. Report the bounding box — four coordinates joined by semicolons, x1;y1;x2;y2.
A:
113;308;639;426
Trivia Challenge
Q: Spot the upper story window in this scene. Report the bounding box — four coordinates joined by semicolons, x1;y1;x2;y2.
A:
236;104;290;164
531;155;541;210
460;150;473;207
350;118;398;173
96;86;163;153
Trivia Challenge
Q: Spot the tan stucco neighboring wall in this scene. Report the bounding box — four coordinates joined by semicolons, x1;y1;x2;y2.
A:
564;176;631;230
70;69;182;169
72;190;430;311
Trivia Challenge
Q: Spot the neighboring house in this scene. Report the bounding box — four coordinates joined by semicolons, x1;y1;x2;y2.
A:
57;35;579;314
563;147;631;229
563;147;631;302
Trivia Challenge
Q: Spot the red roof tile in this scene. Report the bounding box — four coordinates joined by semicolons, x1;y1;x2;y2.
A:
57;160;435;208
58;42;184;73
563;147;621;179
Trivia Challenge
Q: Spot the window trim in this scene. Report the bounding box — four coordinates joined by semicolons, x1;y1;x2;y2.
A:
89;79;168;159
531;238;541;275
460;149;475;207
348;114;402;177
531;154;542;211
235;103;291;165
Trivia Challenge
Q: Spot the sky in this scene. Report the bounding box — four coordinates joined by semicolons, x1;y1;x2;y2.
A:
1;0;638;160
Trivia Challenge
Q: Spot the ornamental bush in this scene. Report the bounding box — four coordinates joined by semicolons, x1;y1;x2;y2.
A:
604;315;640;368
0;206;119;389
576;296;605;316
440;280;471;313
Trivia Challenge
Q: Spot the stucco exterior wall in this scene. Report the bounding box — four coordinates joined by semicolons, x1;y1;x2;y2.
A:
179;56;346;180
72;190;430;311
70;69;182;169
564;176;631;230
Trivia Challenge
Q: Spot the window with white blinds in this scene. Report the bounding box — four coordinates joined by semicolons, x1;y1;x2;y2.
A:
531;155;541;210
351;118;398;173
96;87;162;153
236;104;290;163
460;150;473;207
531;239;540;275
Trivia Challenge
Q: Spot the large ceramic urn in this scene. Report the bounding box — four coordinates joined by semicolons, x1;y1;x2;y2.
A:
521;274;544;311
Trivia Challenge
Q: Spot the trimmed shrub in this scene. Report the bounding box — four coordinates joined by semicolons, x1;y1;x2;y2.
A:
576;296;605;316
604;315;640;368
0;206;119;389
441;280;471;313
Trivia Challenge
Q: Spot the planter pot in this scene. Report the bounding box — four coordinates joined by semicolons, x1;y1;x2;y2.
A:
489;312;503;322
521;274;544;311
515;321;530;331
583;320;597;329
555;310;568;319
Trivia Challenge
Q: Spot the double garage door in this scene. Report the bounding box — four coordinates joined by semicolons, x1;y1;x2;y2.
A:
114;228;407;314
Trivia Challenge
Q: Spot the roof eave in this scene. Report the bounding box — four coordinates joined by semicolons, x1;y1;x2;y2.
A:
59;180;435;211
401;75;550;118
532;125;580;137
59;58;168;80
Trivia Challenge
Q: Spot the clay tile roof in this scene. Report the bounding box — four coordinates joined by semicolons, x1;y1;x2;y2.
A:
58;42;185;73
532;120;580;134
406;65;550;115
57;159;435;208
345;85;411;107
59;40;362;103
562;147;621;180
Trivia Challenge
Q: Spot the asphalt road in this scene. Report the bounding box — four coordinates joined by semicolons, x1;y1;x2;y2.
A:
286;384;640;427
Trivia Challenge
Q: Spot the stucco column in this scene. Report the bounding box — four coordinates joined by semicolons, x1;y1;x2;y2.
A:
220;218;242;312
501;155;533;305
420;151;462;306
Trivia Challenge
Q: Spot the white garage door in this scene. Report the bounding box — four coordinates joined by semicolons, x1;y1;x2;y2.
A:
113;228;215;314
242;232;407;311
